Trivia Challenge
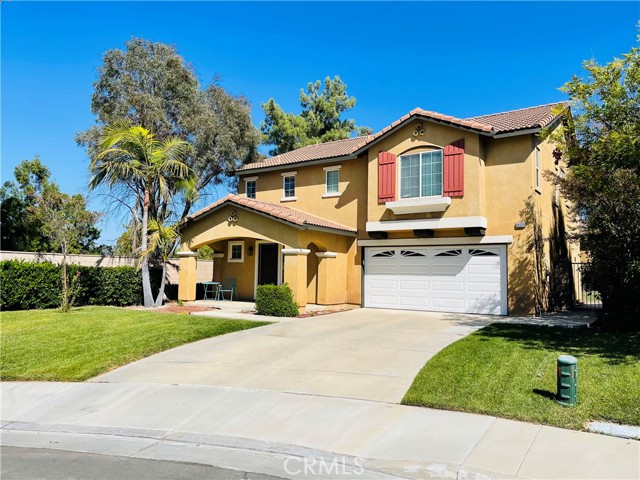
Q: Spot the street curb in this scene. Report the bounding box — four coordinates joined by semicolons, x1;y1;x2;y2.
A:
1;422;510;480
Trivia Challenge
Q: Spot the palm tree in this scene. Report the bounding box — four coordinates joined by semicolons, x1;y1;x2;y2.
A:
90;124;191;307
143;219;179;307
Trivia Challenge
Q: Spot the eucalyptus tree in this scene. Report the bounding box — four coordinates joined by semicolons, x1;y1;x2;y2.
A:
90;124;191;307
78;37;260;252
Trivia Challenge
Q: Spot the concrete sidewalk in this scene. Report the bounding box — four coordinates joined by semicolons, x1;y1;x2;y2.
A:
2;382;638;479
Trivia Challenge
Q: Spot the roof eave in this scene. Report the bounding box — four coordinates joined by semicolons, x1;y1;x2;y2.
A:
492;127;542;139
237;153;359;175
306;224;357;237
491;114;567;139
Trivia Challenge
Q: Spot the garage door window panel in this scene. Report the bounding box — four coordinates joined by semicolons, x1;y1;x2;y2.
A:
400;250;426;257
372;250;396;258
470;249;499;257
435;249;462;257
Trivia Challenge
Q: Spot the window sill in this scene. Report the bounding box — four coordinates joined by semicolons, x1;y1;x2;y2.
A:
322;192;341;198
280;197;297;203
386;196;451;214
228;259;244;263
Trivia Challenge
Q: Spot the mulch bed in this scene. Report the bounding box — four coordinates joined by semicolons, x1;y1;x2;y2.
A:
127;304;218;314
161;305;218;314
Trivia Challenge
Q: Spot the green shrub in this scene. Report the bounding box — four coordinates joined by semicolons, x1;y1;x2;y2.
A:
255;283;299;317
0;260;144;310
0;260;61;310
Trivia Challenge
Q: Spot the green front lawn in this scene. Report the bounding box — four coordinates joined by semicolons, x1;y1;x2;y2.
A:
1;306;268;381
403;323;640;430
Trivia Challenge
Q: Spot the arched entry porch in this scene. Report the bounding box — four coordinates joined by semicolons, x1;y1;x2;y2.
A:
177;195;357;308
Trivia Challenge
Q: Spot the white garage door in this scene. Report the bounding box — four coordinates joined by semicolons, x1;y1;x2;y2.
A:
364;245;507;315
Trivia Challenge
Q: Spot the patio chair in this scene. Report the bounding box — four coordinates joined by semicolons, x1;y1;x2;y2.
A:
218;277;237;301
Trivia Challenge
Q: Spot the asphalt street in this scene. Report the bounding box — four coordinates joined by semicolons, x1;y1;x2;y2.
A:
0;447;287;480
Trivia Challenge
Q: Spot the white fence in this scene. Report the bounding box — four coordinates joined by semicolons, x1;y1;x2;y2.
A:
0;251;216;285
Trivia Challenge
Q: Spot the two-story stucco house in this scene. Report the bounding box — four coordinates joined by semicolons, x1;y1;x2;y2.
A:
178;102;575;315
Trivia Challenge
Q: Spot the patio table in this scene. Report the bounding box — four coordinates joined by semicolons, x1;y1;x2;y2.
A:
202;281;221;301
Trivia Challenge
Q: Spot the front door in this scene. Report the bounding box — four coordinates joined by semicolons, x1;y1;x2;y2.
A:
258;243;279;286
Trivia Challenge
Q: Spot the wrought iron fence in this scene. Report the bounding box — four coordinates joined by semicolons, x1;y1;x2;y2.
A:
571;262;602;310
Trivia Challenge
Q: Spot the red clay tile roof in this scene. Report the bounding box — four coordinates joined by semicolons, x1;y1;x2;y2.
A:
364;108;495;143
466;102;569;133
238;102;569;173
238;136;367;172
185;194;357;235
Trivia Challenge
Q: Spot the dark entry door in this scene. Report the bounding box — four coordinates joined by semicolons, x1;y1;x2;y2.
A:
258;243;279;285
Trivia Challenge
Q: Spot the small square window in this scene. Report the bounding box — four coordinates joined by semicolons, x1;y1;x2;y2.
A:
246;180;256;199
326;169;339;194
228;241;244;262
283;176;296;198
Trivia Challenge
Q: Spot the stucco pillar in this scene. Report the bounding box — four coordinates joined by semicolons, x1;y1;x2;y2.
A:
316;251;337;305
177;251;198;301
283;248;309;308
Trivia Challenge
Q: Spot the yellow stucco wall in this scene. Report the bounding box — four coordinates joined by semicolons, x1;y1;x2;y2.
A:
484;134;538;313
238;158;368;231
366;120;485;225
181;119;573;314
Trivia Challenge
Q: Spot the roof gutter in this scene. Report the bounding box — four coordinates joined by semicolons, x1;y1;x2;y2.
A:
491;127;542;139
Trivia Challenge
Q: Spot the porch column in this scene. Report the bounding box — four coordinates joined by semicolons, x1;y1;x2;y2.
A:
177;251;198;301
316;251;337;305
282;248;310;308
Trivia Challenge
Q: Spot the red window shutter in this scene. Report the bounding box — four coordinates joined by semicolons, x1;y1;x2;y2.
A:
443;139;465;197
378;151;396;204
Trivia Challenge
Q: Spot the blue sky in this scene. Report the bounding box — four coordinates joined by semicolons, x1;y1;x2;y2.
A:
2;1;638;244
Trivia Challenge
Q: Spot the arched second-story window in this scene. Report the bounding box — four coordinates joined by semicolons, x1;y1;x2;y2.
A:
399;150;443;199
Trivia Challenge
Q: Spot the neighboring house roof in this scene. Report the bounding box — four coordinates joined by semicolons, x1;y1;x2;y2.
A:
238;102;569;173
184;194;357;236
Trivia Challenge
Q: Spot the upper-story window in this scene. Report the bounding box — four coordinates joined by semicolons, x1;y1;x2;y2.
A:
281;171;297;201
323;165;341;198
245;176;257;199
399;150;443;198
535;144;541;192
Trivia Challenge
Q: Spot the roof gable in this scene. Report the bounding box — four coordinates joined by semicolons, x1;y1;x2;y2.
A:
184;194;357;236
238;102;569;173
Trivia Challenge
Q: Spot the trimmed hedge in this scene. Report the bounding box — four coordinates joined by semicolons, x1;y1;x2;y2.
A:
0;260;149;310
255;283;299;317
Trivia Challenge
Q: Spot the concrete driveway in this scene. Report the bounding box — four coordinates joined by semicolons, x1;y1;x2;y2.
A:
92;309;491;403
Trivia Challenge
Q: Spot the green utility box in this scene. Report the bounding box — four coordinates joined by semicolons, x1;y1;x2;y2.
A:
556;355;578;406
